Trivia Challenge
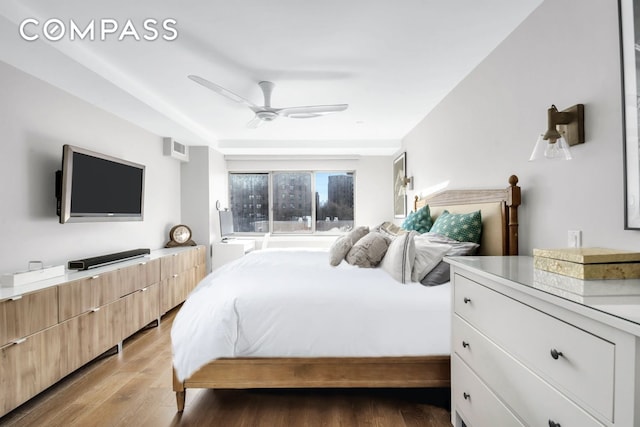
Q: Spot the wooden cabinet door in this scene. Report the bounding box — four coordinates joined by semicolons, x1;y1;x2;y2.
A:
0;324;62;416
123;283;159;338
0;287;58;346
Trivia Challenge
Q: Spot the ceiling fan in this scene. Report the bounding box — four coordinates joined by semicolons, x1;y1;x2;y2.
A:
188;75;348;128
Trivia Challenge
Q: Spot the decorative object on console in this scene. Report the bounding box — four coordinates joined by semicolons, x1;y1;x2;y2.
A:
0;261;65;287
533;247;640;280
68;248;151;271
529;104;584;161
393;152;408;218
165;224;197;248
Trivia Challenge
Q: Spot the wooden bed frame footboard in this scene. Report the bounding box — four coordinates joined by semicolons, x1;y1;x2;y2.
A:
173;175;521;412
173;356;450;412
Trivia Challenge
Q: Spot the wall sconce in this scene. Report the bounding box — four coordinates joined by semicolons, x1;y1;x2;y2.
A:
529;104;584;161
397;176;414;195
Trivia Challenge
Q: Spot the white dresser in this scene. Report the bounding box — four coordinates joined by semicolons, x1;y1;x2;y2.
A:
446;256;640;427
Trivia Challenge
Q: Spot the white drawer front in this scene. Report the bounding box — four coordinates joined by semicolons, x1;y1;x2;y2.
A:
453;315;605;427
454;274;614;420
452;354;524;427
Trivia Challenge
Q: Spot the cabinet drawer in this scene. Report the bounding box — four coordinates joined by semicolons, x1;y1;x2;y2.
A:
0;323;62;416
452;354;524;427
454;274;614;420
123;283;159;338
0;287;58;346
119;258;161;296
453;315;605;427
59;269;120;321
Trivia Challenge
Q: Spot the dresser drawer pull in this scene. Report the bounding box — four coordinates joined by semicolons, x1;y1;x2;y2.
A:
550;349;564;360
139;262;147;266
173;274;179;278
462;341;470;348
141;287;148;292
91;275;100;280
91;307;101;313
12;337;27;345
463;392;470;400
548;420;561;427
9;295;23;301
463;297;471;304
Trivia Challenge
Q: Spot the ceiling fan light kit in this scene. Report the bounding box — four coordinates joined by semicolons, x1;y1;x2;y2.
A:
188;75;348;127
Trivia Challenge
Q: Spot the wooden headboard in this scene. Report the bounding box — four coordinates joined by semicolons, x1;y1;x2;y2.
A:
414;175;521;256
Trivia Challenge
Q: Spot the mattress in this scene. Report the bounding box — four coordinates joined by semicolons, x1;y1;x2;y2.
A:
171;248;451;381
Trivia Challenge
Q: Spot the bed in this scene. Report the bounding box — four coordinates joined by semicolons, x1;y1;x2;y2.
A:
171;175;521;411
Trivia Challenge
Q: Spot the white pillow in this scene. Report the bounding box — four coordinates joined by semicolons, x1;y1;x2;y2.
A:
380;230;417;283
412;235;452;282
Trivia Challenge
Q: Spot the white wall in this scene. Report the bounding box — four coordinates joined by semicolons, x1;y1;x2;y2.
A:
0;61;181;273
180;145;227;272
226;156;393;232
402;0;635;254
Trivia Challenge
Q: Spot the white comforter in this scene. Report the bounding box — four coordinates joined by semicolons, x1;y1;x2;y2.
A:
171;248;451;381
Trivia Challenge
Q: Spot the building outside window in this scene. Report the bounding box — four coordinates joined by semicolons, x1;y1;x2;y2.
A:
228;171;354;234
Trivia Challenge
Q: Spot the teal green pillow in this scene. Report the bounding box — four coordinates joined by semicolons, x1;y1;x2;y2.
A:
430;210;482;243
401;205;433;233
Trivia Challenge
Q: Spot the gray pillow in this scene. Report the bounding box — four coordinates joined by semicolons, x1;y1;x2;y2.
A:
345;231;391;267
380;230;418;284
419;233;479;286
328;226;369;266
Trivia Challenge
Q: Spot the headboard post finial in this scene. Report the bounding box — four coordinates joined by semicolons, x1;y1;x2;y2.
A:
505;174;521;256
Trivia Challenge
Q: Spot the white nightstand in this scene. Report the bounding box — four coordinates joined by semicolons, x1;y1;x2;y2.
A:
446;255;640;427
212;239;255;270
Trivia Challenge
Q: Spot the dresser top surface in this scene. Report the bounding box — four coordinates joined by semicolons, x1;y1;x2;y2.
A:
447;255;640;333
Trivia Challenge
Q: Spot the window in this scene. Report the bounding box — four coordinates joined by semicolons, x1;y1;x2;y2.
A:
229;171;354;234
315;172;354;232
228;173;269;232
272;172;312;233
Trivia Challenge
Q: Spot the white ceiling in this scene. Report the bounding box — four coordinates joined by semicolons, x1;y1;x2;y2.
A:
0;0;542;156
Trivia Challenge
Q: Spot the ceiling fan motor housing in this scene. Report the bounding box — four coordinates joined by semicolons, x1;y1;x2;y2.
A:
256;111;278;121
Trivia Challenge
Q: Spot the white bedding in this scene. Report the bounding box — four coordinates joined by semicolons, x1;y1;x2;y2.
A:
171;248;451;381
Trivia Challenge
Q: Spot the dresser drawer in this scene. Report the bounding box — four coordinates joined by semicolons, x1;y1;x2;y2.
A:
454;274;614;420
0;287;58;346
453;315;605;427
58;269;120;321
452;354;524;427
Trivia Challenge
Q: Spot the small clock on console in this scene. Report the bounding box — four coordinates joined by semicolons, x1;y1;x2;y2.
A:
165;224;196;247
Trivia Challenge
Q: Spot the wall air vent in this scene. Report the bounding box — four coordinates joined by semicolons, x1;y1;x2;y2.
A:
163;137;189;162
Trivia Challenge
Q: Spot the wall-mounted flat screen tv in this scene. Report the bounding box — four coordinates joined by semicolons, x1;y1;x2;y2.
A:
57;145;145;224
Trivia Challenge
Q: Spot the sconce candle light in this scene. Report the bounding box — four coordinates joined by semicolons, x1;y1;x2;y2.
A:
529;104;584;161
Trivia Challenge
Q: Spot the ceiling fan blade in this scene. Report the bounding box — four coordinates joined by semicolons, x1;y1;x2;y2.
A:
277;104;348;118
246;115;264;129
188;75;258;109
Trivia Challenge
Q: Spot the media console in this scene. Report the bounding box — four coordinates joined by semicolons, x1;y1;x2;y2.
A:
68;248;151;270
0;245;206;418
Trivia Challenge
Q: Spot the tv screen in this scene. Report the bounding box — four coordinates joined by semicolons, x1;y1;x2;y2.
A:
57;145;145;223
219;210;234;238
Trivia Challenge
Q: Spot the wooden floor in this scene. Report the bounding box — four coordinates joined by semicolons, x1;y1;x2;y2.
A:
0;308;452;427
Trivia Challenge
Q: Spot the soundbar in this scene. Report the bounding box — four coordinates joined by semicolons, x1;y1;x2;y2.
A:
68;248;151;271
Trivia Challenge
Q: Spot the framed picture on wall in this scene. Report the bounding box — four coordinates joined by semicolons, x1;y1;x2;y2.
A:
620;0;640;228
393;152;407;218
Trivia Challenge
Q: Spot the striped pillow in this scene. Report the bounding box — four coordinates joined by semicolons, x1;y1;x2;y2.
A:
380;230;417;283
